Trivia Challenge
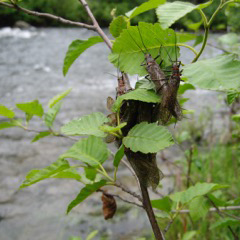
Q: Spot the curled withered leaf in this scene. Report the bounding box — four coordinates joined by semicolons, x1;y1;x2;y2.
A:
101;192;117;220
107;96;115;112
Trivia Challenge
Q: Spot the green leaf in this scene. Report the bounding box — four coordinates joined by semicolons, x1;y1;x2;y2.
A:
60;136;109;167
156;1;212;29
156;2;198;29
189;196;210;221
227;91;240;105
99;122;127;133
32;131;51;143
86;230;99;240
208;194;227;207
210;217;240;229
20;158;70;188
84;167;97;181
113;144;125;168
135;78;155;90
151;196;172;213
123;122;174;153
48;88;71;108
187;20;203;31
16;100;43;118
170;182;229;204
61;112;108;137
109;22;180;76
63;37;103;76
109;16;128;38
126;0;166;19
112;88;160;113
0;105;15;118
182;231;197;240
0;119;22;130
178;83;195;94
52;168;82;181
45;102;62;127
67;180;106;213
183;54;240;91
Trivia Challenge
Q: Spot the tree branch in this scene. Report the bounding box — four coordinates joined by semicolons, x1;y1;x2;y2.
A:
97;189;143;208
114;182;143;203
0;2;95;30
78;0;112;50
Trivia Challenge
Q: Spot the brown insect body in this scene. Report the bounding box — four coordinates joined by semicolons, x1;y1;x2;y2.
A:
159;61;183;124
144;53;166;94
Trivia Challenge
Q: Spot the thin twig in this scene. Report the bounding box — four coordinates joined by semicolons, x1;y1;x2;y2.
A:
97;189;143;208
0;2;95;30
114;182;142;202
78;0;112;49
23;127;78;141
164;219;174;234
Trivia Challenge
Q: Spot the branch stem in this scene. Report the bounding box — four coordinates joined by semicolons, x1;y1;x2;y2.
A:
0;2;95;30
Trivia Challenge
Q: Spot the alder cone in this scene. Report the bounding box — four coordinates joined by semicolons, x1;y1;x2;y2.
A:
101;193;117;220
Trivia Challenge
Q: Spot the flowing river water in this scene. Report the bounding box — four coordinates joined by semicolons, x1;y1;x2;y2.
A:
0;27;230;240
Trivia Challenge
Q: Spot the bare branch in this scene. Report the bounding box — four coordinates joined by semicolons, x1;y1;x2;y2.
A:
78;0;112;50
97;189;143;208
22;127;78;141
0;2;95;30
114;182;143;202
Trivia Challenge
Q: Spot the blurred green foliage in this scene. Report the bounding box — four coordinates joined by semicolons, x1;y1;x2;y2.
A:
0;0;239;32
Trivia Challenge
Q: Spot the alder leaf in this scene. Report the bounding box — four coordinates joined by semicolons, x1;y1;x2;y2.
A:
112;88;160;113
113;144;125;168
32;131;51;143
126;0;166;19
109;16;128;38
210;217;240;229
0;105;15;118
60;136;109;167
61;112;108;137
151;196;172;213
109;22;180;76
156;1;213;29
48;88;71;108
63;37;103;76
0;119;22;130
16;100;43;118
45;102;62;127
183;54;240;91
189;196;210;221
67;180;107;214
123;122;174;153
20;158;70;188
170;182;229;204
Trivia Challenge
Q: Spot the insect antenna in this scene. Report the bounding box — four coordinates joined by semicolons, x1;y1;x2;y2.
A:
174;30;178;63
127;28;145;55
154;37;173;63
137;25;149;54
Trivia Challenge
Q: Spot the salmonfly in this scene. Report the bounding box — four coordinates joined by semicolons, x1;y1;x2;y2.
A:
127;26;166;94
156;31;183;124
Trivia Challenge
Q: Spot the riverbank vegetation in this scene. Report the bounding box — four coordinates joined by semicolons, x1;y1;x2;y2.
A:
0;0;240;32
